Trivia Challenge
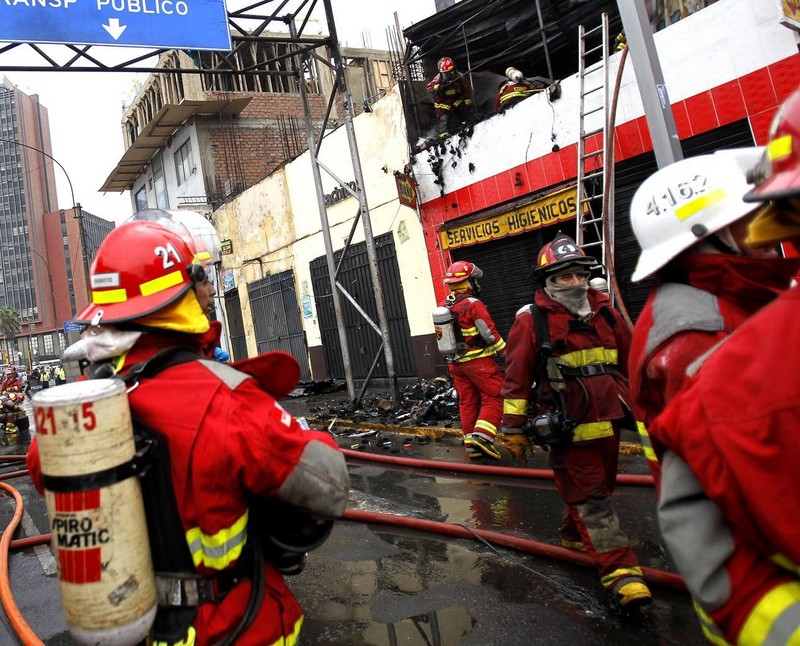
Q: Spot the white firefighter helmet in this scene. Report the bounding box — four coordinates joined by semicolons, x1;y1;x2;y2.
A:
630;147;764;282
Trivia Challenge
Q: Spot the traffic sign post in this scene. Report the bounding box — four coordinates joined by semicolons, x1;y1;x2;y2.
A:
63;321;83;334
0;0;232;50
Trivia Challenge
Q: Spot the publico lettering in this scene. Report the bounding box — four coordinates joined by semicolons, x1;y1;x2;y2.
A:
4;0;190;12
440;186;581;250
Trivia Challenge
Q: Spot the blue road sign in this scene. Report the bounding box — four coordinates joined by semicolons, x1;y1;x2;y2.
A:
63;320;83;334
0;0;232;50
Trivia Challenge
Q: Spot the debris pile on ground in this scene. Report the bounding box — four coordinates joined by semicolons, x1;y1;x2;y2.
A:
302;377;460;427
287;379;347;397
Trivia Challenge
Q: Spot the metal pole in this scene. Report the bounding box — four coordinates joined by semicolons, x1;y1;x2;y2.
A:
323;0;400;405
616;0;683;168
289;20;357;402
75;203;91;301
534;0;555;83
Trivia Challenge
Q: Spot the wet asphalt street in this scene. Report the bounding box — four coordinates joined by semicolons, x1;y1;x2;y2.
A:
0;395;704;645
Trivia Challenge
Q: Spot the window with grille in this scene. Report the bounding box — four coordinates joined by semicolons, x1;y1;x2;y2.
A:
175;139;193;185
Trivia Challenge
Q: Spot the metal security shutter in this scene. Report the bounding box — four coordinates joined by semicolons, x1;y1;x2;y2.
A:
310;232;416;379
614;118;756;321
451;223;577;340
247;270;311;381
224;288;248;362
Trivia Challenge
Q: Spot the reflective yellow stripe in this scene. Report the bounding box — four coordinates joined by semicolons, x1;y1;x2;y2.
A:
601;566;643;587
573;420;614;442
186;510;248;570
434;102;453;110
150;626;197;646
767;134;793;162
504;398;528;415
557;347;618;367
772;553;800;576
140;269;184;297
739;581;800;646
692;600;731;646
474;419;498;436
92;288;127;304
487;338;506;353
280;616;304;646
461;325;479;336
500;89;534;104
637;422;658;462
194;251;212;263
674;187;726;221
453;345;502;362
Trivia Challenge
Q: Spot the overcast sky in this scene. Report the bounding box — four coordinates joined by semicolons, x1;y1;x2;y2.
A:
1;0;436;223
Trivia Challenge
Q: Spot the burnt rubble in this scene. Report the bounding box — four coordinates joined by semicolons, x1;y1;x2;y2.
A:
299;377;460;427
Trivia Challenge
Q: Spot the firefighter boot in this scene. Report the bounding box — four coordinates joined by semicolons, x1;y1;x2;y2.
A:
464;433;501;460
616;582;653;609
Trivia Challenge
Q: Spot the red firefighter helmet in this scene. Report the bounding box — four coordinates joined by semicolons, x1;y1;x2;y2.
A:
75;221;200;326
438;57;455;73
746;87;800;202
443;260;483;284
533;233;595;280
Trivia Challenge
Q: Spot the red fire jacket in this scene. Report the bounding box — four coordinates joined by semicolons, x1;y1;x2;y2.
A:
630;254;800;445
443;293;506;363
649;278;800;645
494;80;536;111
28;331;349;646
427;72;473;111
501;288;632;441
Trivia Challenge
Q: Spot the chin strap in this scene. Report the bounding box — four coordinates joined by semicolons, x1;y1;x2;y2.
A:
706;231;744;256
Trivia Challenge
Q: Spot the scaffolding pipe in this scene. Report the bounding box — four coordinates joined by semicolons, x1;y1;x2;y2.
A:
323;0;400;406
290;20;357;401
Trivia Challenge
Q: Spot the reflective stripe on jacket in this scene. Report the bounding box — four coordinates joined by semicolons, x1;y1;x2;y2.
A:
501;288;632;442
443;294;505;364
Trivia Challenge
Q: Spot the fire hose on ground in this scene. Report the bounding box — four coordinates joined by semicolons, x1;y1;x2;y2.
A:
0;448;677;645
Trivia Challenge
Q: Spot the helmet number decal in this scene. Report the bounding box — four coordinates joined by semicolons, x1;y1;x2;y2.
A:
154;242;183;269
645;174;708;217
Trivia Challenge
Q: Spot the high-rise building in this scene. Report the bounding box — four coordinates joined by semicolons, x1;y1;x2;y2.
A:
0;78;114;366
0;78;58;343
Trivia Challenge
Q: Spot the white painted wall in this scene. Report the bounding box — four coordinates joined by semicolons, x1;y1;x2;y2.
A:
411;0;800;203
215;84;435;360
128;122;206;213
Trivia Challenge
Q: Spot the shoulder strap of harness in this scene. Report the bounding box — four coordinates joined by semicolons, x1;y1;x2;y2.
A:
98;348;262;644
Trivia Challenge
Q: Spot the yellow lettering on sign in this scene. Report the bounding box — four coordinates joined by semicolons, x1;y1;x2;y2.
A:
439;186;580;250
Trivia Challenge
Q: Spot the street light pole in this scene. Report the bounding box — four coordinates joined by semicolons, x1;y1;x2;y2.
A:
29;248;57;328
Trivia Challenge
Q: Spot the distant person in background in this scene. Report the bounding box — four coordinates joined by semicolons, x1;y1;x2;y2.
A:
495;67;538;112
25;367;40;397
54;364;66;385
40;366;51;389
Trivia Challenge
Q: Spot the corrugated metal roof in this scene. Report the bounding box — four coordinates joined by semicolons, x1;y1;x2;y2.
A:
404;0;622;81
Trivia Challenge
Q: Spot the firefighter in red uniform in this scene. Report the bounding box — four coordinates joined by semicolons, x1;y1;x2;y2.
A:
27;221;350;646
1;367;21;393
500;233;652;609
495;67;537;112
440;260;506;460
628;148;800;642
427;56;475;139
648;88;800;645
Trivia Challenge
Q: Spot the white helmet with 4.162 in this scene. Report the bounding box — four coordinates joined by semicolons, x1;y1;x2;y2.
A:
630;147;764;282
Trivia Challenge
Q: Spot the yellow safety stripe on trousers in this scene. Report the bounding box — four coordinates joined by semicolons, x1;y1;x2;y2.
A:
557;347;618;367
504;398;528;416
739;581;800;646
572;420;614;442
473;419;498;437
600;566;643;589
186;510;248;570
692;600;731;646
434;102;454;110
636;422;658;462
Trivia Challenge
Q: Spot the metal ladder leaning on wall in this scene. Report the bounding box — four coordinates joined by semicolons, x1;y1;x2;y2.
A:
576;12;613;276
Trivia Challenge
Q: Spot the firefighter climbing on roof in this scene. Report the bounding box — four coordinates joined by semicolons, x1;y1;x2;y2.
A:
426;56;475;139
435;260;506;461
500;232;653;610
495;67;538;112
